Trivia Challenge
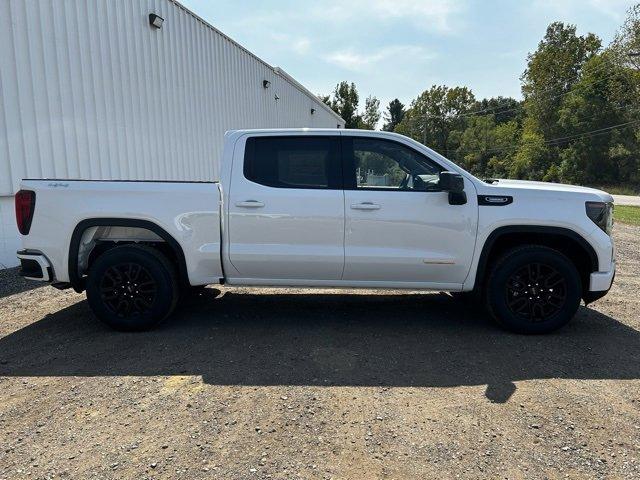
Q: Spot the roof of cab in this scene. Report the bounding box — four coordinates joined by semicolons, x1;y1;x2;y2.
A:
225;128;410;138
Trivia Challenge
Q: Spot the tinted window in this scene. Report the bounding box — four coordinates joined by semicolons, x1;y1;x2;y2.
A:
345;137;443;191
244;136;341;189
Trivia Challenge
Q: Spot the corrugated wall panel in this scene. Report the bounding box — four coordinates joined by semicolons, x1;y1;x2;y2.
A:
0;0;344;196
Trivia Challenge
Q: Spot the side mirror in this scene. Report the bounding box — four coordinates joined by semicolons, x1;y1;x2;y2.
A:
439;171;464;192
439;171;467;205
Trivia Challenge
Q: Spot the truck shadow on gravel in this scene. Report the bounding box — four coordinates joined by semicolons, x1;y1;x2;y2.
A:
0;267;43;298
1;289;638;403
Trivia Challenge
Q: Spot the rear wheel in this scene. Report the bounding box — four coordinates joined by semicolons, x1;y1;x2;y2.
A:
485;245;582;334
86;245;179;331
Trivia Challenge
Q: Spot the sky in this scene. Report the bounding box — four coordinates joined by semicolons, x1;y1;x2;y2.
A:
180;0;637;113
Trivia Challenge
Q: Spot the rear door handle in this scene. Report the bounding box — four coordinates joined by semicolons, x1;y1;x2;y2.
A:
351;202;381;210
235;200;265;208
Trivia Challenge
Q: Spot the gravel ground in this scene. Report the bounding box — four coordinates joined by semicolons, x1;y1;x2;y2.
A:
1;224;639;479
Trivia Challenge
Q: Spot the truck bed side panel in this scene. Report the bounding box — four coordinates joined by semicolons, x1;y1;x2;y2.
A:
19;180;222;285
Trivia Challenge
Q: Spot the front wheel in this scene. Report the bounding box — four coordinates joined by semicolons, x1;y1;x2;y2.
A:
485;245;582;334
86;245;179;331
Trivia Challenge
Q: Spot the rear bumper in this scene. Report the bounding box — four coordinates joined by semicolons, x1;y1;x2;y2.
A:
16;250;53;282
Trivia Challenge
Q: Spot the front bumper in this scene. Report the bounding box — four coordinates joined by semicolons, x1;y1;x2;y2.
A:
16;250;53;282
584;259;616;304
589;259;616;292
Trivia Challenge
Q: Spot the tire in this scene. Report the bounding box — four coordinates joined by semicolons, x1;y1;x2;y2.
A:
485;245;582;334
86;244;179;331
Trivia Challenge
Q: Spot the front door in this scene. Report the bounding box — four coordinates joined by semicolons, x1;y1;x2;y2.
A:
342;136;478;287
227;134;344;281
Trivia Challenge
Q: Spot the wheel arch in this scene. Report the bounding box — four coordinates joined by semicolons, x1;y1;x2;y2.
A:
473;225;599;298
68;218;188;293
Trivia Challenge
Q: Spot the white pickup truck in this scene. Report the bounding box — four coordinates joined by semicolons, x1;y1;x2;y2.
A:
15;129;615;334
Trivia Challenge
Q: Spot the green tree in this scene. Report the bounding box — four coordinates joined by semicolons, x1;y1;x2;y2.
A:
610;4;640;125
395;85;475;153
516;22;602;180
487;120;522;178
321;81;362;128
454;115;497;175
522;22;601;138
382;99;406;131
360;95;381;130
556;53;639;184
470;96;522;124
611;4;640;67
318;94;331;106
511;127;548;179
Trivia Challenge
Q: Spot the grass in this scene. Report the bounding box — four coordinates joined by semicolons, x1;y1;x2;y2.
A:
615;205;640;226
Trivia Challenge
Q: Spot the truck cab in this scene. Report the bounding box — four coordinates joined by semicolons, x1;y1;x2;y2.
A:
221;130;478;289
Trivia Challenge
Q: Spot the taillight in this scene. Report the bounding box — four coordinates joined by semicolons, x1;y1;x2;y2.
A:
15;190;36;235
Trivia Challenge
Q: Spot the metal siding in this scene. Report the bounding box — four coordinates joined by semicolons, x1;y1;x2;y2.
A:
0;0;344;196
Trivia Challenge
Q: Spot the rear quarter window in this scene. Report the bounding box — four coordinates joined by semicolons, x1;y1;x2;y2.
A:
243;136;341;189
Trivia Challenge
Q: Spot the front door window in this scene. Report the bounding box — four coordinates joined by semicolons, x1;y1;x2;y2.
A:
347;137;442;191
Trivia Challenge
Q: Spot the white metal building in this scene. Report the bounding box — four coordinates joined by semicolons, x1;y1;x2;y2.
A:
0;0;344;268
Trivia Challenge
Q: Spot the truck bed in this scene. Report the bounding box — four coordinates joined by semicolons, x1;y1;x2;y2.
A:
19;179;223;287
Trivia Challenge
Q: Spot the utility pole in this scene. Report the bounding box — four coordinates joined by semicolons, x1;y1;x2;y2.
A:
423;113;427;145
420;109;431;145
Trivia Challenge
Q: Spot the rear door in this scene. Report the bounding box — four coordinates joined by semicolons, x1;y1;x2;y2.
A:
226;134;344;281
342;135;478;286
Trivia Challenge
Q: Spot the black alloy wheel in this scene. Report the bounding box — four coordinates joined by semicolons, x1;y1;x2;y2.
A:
86;244;179;331
485;245;582;334
100;263;158;318
505;262;567;322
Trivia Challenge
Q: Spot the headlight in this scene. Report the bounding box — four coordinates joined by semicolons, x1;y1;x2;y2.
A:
586;201;613;235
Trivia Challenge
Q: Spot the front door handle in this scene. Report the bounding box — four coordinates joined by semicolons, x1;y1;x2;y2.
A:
351;202;381;210
235;200;265;208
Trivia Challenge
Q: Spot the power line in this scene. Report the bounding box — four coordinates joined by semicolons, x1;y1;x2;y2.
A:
453;119;640;157
450;61;619;120
425;100;634;159
455;103;521;119
544;119;640;145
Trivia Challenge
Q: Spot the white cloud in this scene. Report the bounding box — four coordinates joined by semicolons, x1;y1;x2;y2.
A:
292;37;311;55
588;0;633;20
269;33;312;55
532;0;633;21
368;0;463;32
314;0;464;33
324;45;434;71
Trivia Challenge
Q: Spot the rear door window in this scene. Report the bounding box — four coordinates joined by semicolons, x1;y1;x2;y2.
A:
244;136;341;189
